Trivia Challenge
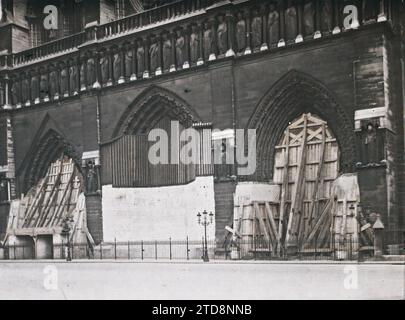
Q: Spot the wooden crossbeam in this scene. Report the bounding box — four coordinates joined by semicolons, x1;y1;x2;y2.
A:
275;138;337;149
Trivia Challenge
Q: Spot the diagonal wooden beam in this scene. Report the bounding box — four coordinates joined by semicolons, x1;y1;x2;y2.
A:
254;202;273;246
305;196;335;245
285;114;308;250
305;124;326;239
264;202;278;243
47;166;76;227
22;169;52;228
277;127;290;255
34;154;64;228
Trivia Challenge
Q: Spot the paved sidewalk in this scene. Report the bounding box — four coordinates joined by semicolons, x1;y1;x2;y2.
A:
0;261;404;299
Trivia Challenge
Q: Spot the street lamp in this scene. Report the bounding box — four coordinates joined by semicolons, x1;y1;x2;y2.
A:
197;210;214;262
62;215;74;261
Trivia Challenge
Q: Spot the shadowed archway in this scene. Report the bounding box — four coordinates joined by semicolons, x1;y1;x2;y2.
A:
112;85;202;138
246;70;356;182
21;129;82;194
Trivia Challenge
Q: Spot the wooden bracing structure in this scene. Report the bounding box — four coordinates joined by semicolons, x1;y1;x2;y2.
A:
5;155;93;247
21;155;81;229
274;113;339;253
232;114;366;259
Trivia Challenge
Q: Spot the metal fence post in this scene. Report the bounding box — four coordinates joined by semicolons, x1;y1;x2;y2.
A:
314;236;317;261
13;244;16;260
114;238;117;260
169;238;172;260
253;236;257;260
128;241;130;260
100;242;103;260
141;240;144;260
238;238;241;260
61;240;64;259
186;236;189;260
155;241;157;260
201;237;204;260
349;234;352;260
269;240;272;260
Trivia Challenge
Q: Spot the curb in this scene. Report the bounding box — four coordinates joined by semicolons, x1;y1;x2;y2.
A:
0;259;404;265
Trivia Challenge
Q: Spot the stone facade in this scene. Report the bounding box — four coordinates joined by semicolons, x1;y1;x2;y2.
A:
0;0;404;248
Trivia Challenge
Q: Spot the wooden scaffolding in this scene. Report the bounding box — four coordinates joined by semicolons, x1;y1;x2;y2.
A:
231;114;369;259
5;154;93;247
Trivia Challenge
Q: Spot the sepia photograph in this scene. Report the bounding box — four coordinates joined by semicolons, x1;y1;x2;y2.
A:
0;0;404;305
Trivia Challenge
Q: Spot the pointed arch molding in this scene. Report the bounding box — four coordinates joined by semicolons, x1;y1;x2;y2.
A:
113;85;202;138
246;70;357;181
21;129;82;193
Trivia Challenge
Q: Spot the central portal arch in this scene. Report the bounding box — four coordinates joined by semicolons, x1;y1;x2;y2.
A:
273;113;339;252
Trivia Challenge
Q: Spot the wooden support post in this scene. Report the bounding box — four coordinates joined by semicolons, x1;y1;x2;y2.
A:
47;169;75;227
306;124;326;237
265;202;279;249
254;202;273;247
34;154;65;227
286;114;308;253
305;195;334;245
277;127;290;256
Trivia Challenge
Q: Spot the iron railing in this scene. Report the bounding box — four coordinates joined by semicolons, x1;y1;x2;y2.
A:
2;237;402;261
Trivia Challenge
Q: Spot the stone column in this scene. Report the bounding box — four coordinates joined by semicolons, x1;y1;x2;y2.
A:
279;1;286;47
226;11;236;56
2;74;12;110
183;28;190;69
378;0;388;22
144;38;150;79
296;0;304;43
129;41;137;81
209;16;217;60
198;22;205;64
107;48;113;86
30;69;40;104
332;0;341;34
260;4;269;50
169;31;177;72
244;9;252;54
314;0;322;38
155;34;163;75
80;56;87;92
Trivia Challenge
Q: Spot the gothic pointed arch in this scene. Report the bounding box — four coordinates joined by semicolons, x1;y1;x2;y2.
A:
22;128;82;193
246;70;356;181
112;85;202;138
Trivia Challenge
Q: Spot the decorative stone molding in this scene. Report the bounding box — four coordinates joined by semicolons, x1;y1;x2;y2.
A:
113;85;201;138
